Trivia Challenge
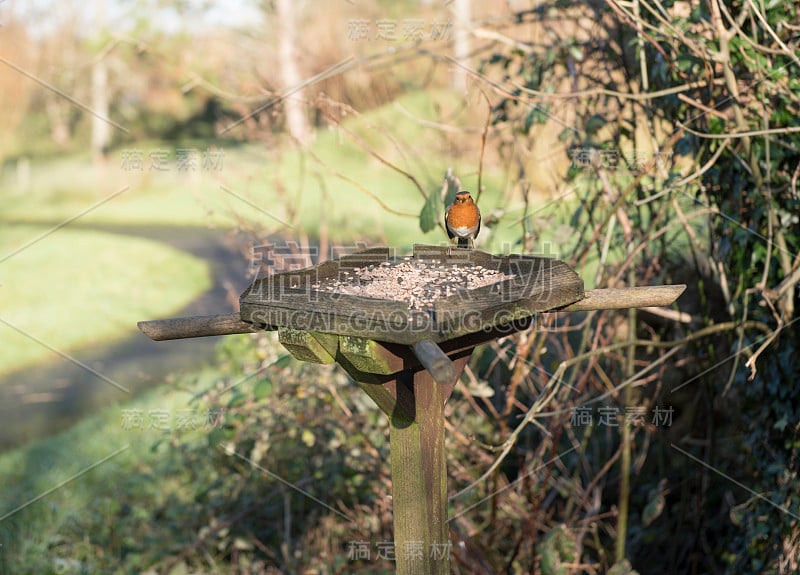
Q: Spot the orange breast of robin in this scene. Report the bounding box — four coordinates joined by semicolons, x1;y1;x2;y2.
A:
447;201;479;230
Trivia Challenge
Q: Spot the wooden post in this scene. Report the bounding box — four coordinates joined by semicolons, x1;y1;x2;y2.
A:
390;369;449;574
336;338;472;573
387;354;470;574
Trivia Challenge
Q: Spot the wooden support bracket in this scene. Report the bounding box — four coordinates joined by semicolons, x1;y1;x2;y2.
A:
411;340;456;385
278;328;338;364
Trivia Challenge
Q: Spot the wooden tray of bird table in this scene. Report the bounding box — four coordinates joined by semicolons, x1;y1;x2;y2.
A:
239;244;585;347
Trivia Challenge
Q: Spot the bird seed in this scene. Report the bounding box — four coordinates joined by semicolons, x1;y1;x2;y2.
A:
311;260;515;312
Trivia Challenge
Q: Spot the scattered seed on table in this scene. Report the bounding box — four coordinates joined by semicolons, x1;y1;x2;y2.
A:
311;260;515;312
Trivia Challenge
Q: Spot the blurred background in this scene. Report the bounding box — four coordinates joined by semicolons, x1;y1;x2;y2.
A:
0;0;798;573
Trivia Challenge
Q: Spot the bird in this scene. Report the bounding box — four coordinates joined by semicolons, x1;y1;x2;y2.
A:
445;191;481;249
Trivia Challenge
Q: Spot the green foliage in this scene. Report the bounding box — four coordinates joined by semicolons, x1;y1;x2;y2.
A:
475;0;800;572
640;479;667;528
537;525;577;575
141;333;396;573
608;559;640;575
419;187;442;233
652;2;800;565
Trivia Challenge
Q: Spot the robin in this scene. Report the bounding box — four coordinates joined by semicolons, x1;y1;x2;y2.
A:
445;191;481;249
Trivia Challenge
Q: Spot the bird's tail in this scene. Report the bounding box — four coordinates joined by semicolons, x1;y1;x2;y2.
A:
457;237;469;247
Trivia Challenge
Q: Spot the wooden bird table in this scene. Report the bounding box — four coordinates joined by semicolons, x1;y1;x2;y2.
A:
139;244;685;574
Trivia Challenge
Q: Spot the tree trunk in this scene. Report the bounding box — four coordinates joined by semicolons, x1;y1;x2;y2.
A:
91;0;111;163
276;0;310;146
452;0;471;91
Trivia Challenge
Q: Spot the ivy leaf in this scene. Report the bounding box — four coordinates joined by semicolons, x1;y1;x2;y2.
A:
207;426;234;449
642;479;668;527
608;559;640;575
227;392;248;408
524;105;551;132
272;354;294;369
301;429;316;447
254;379;273;401
423;169;460;234
537;525;577;575
420;190;443;233
465;378;495;398
585;114;606;135
568;44;584;61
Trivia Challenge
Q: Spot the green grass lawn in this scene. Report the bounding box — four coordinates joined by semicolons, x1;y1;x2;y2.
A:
0;225;211;377
0;90;514;248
